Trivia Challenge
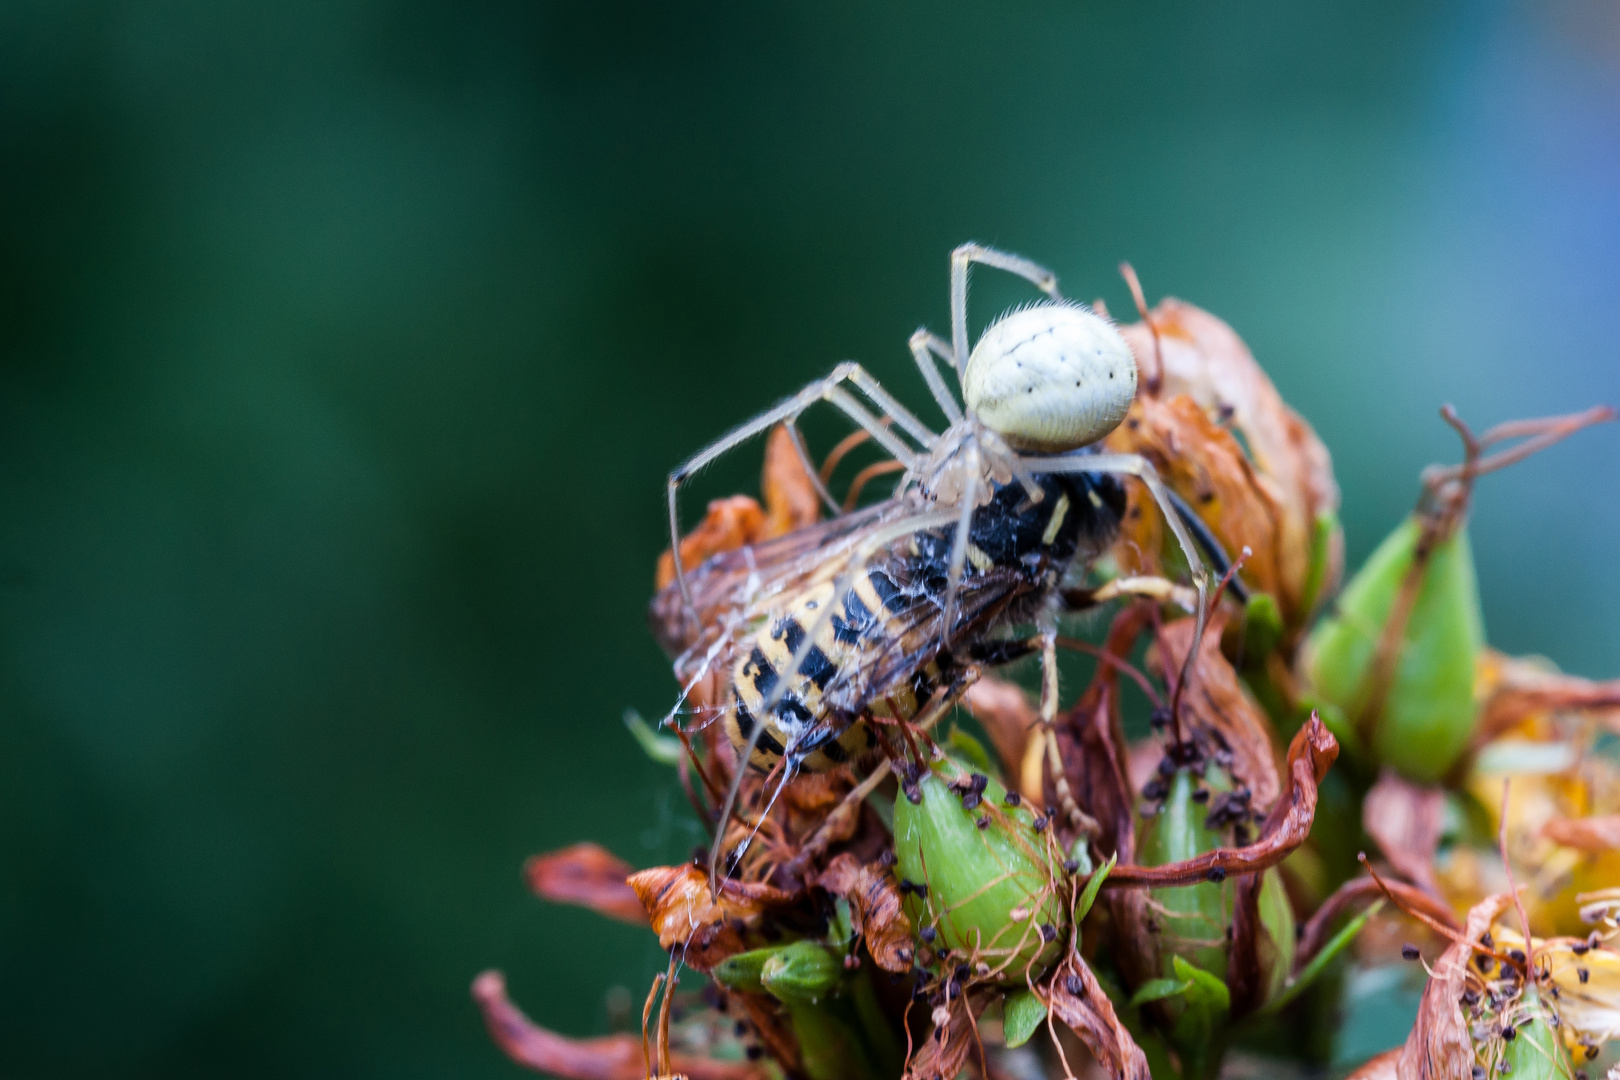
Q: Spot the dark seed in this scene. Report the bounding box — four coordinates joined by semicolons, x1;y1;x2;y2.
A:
920;927;937;943
1579;968;1589;983
1572;942;1590;955
1157;757;1176;777
1481;932;1493;948
1039;924;1058;942
1462;989;1480;1006
1149;707;1170;730
1472;1067;1486;1080
975;815;990;830
1191;788;1210;804
735;1021;749;1036
954;963;970;980
1477;954;1494;974
746;1046;764;1060
1501;1025;1516;1041
961;791;982;811
969;773;989;794
1065;975;1083;994
1004;792;1022;807
1402;943;1421;961
1207;867;1227;883
1142;779;1168;800
1508;948;1526;965
1032;815;1048;832
1063;859;1080;874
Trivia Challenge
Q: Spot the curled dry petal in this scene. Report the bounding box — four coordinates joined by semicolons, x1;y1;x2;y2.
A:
962;675;1038;790
1542;815;1620;852
1154;612;1281;812
816;852;915;973
627;865;800;971
1363;768;1447;897
903;988;989;1080
1396;894;1511;1080
1106;714;1337;889
471;971;762;1080
1044;951;1153;1080
1118;298;1343;624
524;843;647;926
1295;876;1459;968
1106;394;1288;616
655;495;766;592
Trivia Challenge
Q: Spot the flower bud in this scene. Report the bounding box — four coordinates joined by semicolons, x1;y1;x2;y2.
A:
892;758;1064;985
1304;517;1483;783
759;941;843;1006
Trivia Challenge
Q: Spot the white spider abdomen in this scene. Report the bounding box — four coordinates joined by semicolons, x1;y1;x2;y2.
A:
961;302;1137;452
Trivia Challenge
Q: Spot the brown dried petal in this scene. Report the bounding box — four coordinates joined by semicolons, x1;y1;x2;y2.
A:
962;675;1038;788
1154;612;1281;812
759;423;821;540
1395;894;1511;1080
816;853;914;973
1106;394;1289;616
1107;714;1337;888
524;843;647;926
471;971;762;1080
655;495;767;592
1119;299;1343;621
1542;815;1620;852
1044;952;1153;1080
1475;648;1620;746
1363;768;1447;897
904;988;989;1080
627;865;800;971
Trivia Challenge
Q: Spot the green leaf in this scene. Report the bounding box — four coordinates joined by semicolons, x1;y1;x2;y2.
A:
1128;978;1193;1009
1075;853;1115;924
1002;990;1047;1048
1257;899;1382;1017
1300;509;1339;617
1170;955;1231;1014
623;708;683;766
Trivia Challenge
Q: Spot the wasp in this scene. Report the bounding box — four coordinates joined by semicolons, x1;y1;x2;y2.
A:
653;244;1225;876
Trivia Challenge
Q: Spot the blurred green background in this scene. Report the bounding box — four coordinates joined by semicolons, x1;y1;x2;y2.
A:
2;2;1618;1077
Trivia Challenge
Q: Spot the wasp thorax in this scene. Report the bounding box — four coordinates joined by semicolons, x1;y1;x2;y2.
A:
961;302;1137;452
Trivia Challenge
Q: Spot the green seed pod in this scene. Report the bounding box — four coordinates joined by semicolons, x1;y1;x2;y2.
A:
893;758;1064;985
1137;765;1236;980
759;941;843;1006
711;943;788;994
1493;989;1569;1080
1304;517;1483;783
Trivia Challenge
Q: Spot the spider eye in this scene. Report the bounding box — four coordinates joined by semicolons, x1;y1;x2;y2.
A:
961;303;1137;452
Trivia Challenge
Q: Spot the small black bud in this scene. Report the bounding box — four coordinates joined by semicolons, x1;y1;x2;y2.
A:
1063;859;1080;874
919;926;937;943
1190;787;1210;804
1142;779;1168;800
1157;757;1176;777
1038;923;1058;943
1065;975;1083;994
1501;1025;1516;1041
1032;815;1048;832
1579;967;1590;984
1149;707;1170;730
968;773;989;793
975;815;990;830
1004;791;1022;807
1572;941;1590;955
961;791;982;811
1508;948;1526;965
1402;943;1421;961
1481;932;1494;948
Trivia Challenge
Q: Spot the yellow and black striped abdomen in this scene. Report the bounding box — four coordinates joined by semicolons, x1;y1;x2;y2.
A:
723;567;941;772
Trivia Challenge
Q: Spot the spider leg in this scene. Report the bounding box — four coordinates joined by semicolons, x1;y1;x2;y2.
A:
667;361;934;609
908;328;965;425
949;243;1064;378
706;507;959;893
939;443;982;643
1018;451;1211;728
